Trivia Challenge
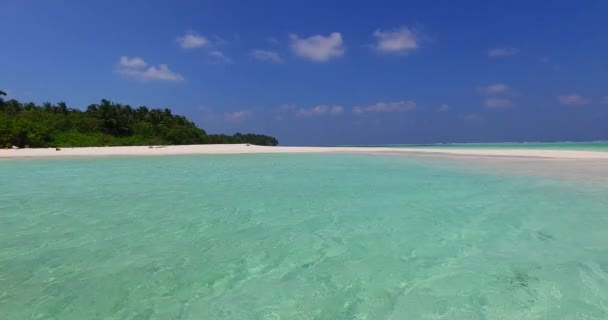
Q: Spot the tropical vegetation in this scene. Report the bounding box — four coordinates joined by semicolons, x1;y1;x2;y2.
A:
0;96;278;148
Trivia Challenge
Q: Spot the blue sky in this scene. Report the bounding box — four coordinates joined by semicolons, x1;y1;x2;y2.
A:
2;0;608;145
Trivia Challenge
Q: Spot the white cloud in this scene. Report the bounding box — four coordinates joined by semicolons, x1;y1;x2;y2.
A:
296;105;344;117
176;31;231;63
601;97;608;105
328;105;345;115
121;65;184;82
353;100;416;114
116;56;184;82
439;104;451;112
558;94;591;106
484;98;512;109
119;56;147;68
373;27;420;53
250;49;283;63
289;32;344;62
208;50;232;63
177;32;209;49
224;110;252;121
487;47;520;57
539;56;550;63
479;83;510;95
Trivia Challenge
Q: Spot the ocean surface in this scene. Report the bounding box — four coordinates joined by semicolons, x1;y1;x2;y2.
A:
1;153;608;319
355;141;608;151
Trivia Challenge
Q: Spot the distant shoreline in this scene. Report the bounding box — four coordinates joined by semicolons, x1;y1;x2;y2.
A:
2;144;608;160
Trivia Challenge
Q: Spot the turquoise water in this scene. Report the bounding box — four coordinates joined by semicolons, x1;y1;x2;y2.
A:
356;141;608;151
1;154;608;319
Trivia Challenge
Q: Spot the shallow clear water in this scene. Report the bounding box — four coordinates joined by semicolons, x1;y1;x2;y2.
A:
1;154;608;319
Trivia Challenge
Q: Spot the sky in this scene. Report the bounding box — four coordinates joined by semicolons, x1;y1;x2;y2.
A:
1;0;608;146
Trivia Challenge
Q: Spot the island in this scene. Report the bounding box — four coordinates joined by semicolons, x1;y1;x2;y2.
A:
0;94;278;148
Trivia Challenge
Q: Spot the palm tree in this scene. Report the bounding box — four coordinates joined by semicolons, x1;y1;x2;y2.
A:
42;102;53;112
57;102;69;114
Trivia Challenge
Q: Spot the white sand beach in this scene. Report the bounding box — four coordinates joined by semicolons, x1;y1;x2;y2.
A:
2;144;608;159
4;144;607;183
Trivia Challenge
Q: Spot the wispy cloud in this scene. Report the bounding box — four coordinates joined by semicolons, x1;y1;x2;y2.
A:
208;50;232;63
484;98;512;109
177;32;209;49
373;27;420;54
479;84;515;108
353;101;416;114
250;49;283;63
118;56;147;68
296;105;344;117
266;37;280;45
278;104;297;112
601;97;608;105
438;104;451;112
224;110;252;121
116;56;184;82
487;47;520;57
558;94;591;106
274;104;297;120
177;31;231;63
289;32;345;62
479;83;510;95
277;101;419;118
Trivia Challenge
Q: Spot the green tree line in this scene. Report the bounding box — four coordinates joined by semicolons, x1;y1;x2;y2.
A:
0;96;278;148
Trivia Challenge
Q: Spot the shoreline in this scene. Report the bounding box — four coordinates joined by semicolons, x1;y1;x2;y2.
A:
2;144;608;160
